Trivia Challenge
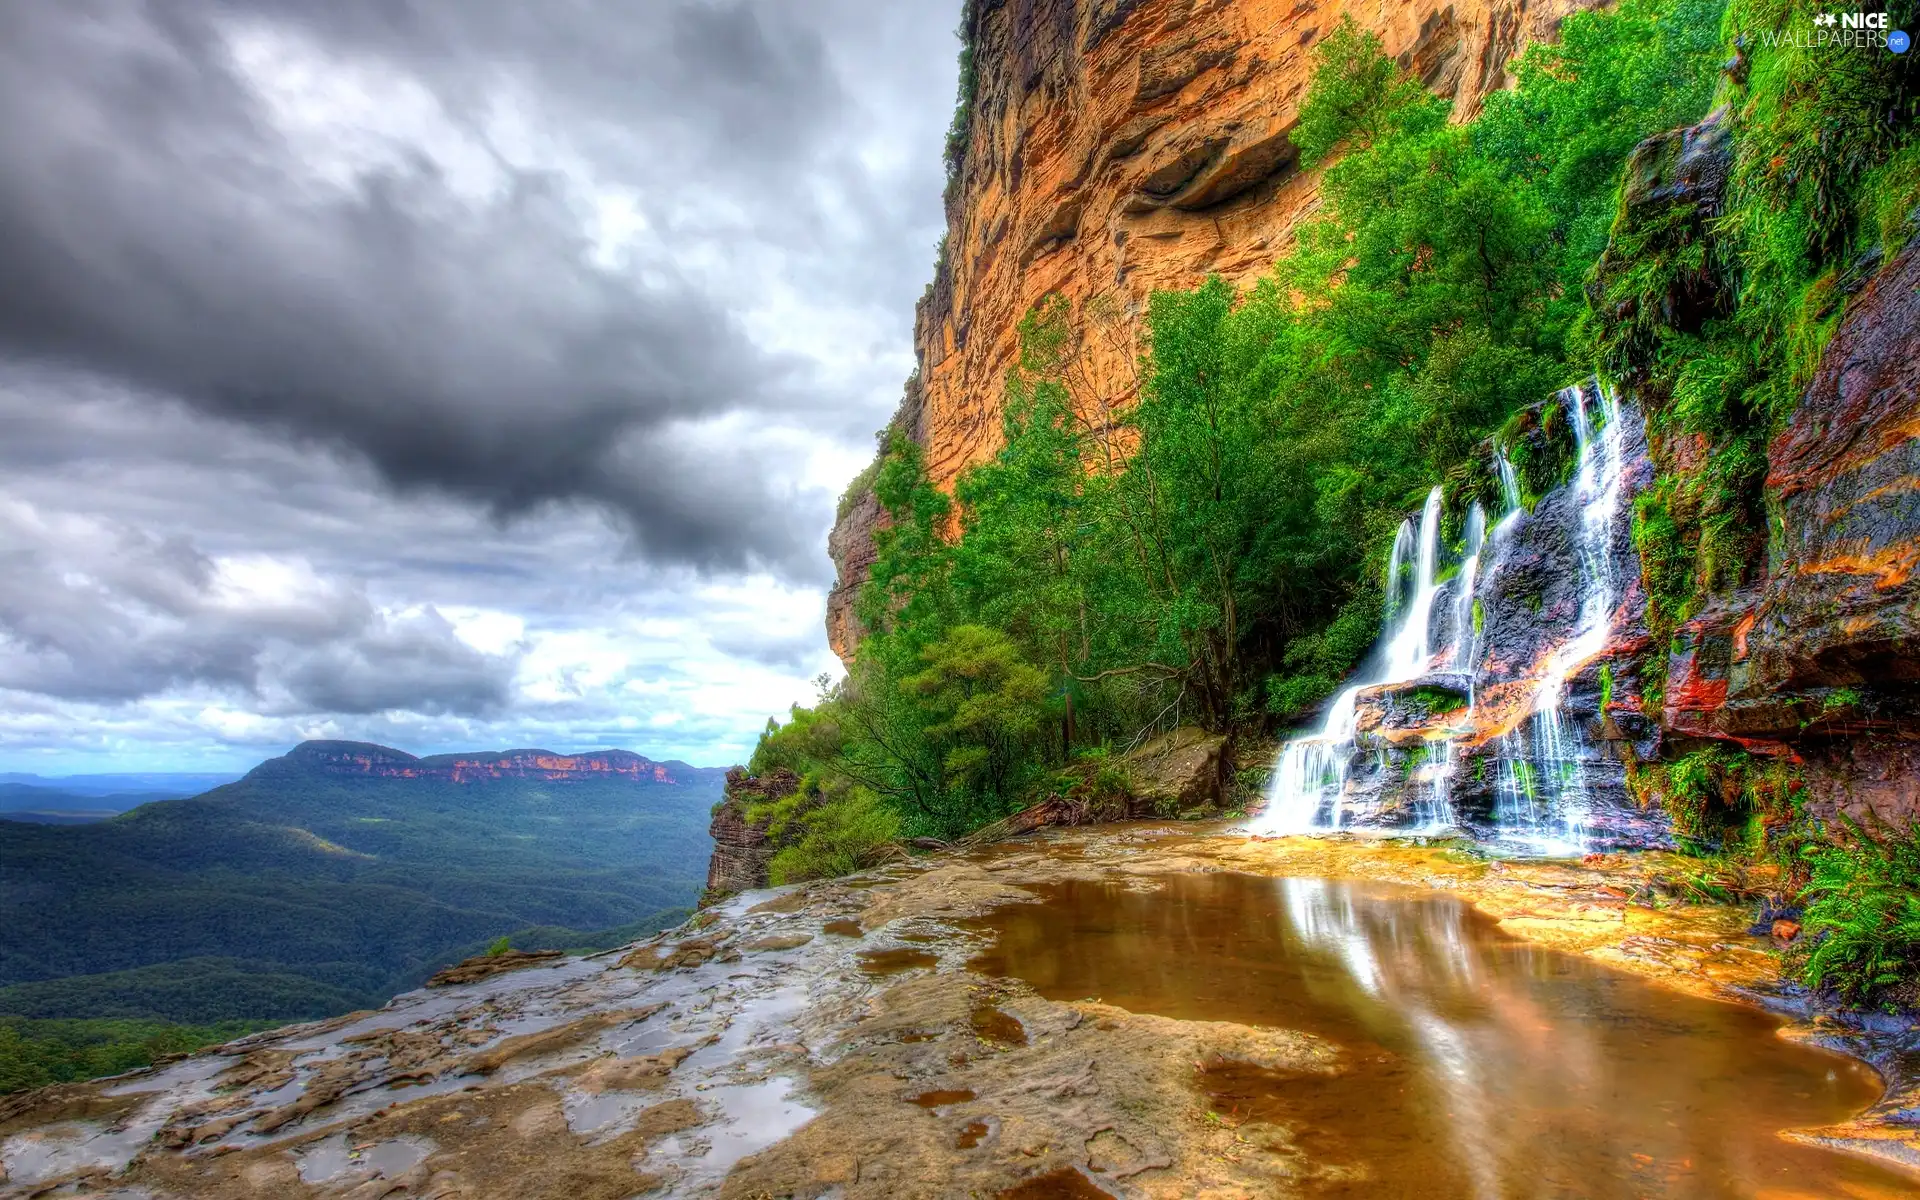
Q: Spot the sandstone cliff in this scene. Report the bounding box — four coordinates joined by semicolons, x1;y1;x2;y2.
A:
828;0;1604;662
252;739;715;786
1664;233;1920;826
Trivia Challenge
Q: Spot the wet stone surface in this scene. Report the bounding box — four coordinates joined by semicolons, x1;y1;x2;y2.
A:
967;871;1902;1197
3;825;1918;1198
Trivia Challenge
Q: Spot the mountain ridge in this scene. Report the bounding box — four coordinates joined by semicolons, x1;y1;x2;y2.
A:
252;739;723;787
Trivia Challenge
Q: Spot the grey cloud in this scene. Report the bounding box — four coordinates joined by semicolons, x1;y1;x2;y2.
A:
0;0;919;578
275;609;514;716
0;502;518;715
0;0;958;770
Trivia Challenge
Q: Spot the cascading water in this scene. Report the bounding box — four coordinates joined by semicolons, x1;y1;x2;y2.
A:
1260;487;1449;834
1449;503;1487;679
1490;382;1629;852
1495;447;1523;518
1255;381;1641;853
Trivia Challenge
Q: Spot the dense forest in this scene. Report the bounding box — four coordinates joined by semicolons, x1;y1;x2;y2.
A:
750;0;1920;1000
0;743;722;1091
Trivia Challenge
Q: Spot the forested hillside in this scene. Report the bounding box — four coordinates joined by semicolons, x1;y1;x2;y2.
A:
0;741;722;1090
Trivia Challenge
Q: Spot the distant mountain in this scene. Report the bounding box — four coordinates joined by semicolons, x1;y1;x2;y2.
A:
0;771;240;797
0;784;182;824
0;740;727;1025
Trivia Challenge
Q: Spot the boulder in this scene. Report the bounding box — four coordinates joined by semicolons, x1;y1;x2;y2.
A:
1587;108;1735;380
1121;726;1230;815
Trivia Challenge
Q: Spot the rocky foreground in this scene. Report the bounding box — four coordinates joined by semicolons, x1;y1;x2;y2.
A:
5;826;1920;1198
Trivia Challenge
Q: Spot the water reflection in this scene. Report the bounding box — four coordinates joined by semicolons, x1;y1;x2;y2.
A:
967;873;1910;1198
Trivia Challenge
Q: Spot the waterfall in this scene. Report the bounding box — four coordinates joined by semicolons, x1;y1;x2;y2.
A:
1449;502;1487;678
1490;382;1628;852
1495;446;1522;517
1259;487;1446;834
1255;382;1639;853
1381;487;1445;681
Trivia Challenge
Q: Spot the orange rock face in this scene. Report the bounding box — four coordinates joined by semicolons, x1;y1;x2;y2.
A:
829;0;1603;662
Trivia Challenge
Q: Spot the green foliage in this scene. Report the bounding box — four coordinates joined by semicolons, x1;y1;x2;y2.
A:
903;625;1052;801
1634;745;1804;855
1291;19;1437;167
1405;686;1468;714
1590;0;1919;640
486;936;511;958
1;1016;269;1095
943;3;984;189
1797;819;1920;1007
766;786;901;886
1632;480;1697;639
1500;400;1579;508
767;0;1900;873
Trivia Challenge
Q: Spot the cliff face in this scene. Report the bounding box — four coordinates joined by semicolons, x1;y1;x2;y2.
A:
704;767;799;898
1665;234;1920;826
828;0;1604;662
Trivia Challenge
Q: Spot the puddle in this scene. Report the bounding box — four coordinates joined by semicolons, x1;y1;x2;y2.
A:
292;1133;434;1183
997;1165;1116;1198
908;1088;976;1108
822;919;864;938
693;1075;813;1175
967;872;1915;1198
856;947;938;976
968;1005;1026;1047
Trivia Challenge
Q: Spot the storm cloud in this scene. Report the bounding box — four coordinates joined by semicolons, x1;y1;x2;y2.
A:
0;0;955;770
0;0;947;576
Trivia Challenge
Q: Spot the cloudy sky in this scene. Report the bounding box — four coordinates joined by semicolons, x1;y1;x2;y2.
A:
0;0;957;773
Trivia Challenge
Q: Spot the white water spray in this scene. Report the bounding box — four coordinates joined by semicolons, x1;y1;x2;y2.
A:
1259;487;1448;833
1491;382;1629;852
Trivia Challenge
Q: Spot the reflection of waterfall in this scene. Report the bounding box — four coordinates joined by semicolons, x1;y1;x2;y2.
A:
1259;488;1447;833
1276;878;1536;1200
1256;382;1639;853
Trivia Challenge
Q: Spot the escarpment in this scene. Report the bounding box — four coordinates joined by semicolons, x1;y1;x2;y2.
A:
827;0;1606;663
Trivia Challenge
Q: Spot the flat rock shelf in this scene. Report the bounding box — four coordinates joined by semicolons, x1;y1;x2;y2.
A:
3;824;1917;1198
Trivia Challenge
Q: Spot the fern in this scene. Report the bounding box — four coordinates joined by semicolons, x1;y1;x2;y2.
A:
1798;817;1920;1006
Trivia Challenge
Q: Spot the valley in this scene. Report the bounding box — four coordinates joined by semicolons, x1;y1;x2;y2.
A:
0;742;722;1093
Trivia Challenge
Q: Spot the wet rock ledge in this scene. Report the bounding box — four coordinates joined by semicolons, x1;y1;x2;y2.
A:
3;825;1918;1198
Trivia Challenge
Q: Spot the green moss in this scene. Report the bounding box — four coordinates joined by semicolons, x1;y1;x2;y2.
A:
1598;663;1615;714
1499;400;1578;508
1638;745;1804;854
1405;685;1468;714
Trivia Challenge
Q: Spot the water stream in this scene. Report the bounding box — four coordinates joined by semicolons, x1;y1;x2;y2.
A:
968;871;1911;1199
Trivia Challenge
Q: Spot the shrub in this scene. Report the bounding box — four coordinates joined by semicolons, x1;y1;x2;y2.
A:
1796;818;1920;1008
765;787;902;886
